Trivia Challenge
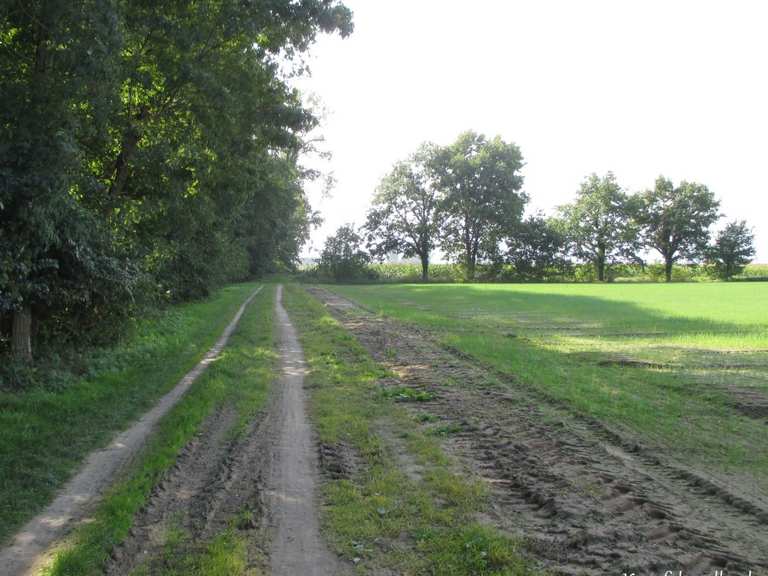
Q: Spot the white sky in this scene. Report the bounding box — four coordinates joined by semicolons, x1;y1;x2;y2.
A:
294;0;768;262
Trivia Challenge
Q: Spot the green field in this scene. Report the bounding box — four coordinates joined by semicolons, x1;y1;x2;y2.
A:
329;282;768;494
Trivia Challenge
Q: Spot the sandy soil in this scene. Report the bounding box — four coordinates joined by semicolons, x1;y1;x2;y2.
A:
309;286;768;574
267;284;345;576
0;285;263;576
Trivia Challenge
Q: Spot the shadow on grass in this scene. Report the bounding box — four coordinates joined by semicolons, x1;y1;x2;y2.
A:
372;283;767;339
330;283;768;488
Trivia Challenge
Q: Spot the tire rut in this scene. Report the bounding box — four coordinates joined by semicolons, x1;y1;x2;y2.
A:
107;399;275;575
309;287;768;574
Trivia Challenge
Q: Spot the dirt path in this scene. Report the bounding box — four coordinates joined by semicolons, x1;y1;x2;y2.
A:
310;287;768;574
267;284;344;576
106;285;342;575
0;285;263;576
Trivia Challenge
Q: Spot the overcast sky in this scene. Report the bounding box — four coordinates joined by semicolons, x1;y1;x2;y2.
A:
294;0;767;262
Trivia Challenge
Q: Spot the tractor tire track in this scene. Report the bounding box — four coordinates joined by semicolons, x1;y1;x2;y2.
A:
106;401;274;575
309;287;768;574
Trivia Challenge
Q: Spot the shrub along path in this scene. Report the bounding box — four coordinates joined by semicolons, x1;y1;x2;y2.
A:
0;285;263;575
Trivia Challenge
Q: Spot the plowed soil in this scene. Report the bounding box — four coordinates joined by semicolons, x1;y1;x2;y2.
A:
309;287;768;574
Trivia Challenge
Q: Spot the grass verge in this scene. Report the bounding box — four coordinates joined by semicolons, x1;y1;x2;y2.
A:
283;284;536;575
0;282;261;544
42;285;275;576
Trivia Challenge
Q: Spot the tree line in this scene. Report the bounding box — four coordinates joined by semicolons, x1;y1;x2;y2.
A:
0;1;352;361
318;131;755;283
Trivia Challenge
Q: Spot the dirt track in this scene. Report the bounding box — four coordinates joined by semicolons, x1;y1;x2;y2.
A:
267;285;344;576
107;285;341;575
0;285;263;576
310;287;768;574
0;284;344;575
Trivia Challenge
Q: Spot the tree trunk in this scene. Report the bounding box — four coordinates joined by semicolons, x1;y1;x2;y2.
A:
12;307;32;361
596;244;606;282
105;106;149;207
465;254;476;281
596;259;605;282
107;125;141;202
420;254;429;282
664;258;673;282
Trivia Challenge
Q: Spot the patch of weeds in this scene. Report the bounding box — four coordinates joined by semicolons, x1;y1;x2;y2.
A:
428;423;464;437
162;520;187;559
235;508;258;530
415;524;530;576
157;529;256;576
415;412;439;423
381;386;435;402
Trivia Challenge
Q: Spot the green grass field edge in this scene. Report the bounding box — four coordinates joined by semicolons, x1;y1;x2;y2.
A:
326;283;768;491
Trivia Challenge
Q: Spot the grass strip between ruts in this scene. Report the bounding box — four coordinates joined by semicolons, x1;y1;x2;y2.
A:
43;284;276;576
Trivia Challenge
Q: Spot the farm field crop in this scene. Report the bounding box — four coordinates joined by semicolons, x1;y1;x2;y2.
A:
328;282;768;497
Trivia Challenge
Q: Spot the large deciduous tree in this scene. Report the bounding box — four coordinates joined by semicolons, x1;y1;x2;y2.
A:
0;0;352;361
431;131;526;280
364;145;443;281
557;173;638;282
0;1;126;359
708;220;755;280
637;177;720;282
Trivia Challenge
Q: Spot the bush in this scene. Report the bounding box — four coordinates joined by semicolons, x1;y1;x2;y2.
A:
317;225;375;282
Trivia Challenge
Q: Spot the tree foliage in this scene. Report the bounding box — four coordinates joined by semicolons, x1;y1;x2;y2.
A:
318;225;372;282
431;131;527;279
708;220;755;279
364;145;443;281
506;213;570;280
636;177;720;282
0;0;352;360
556;173;638;282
